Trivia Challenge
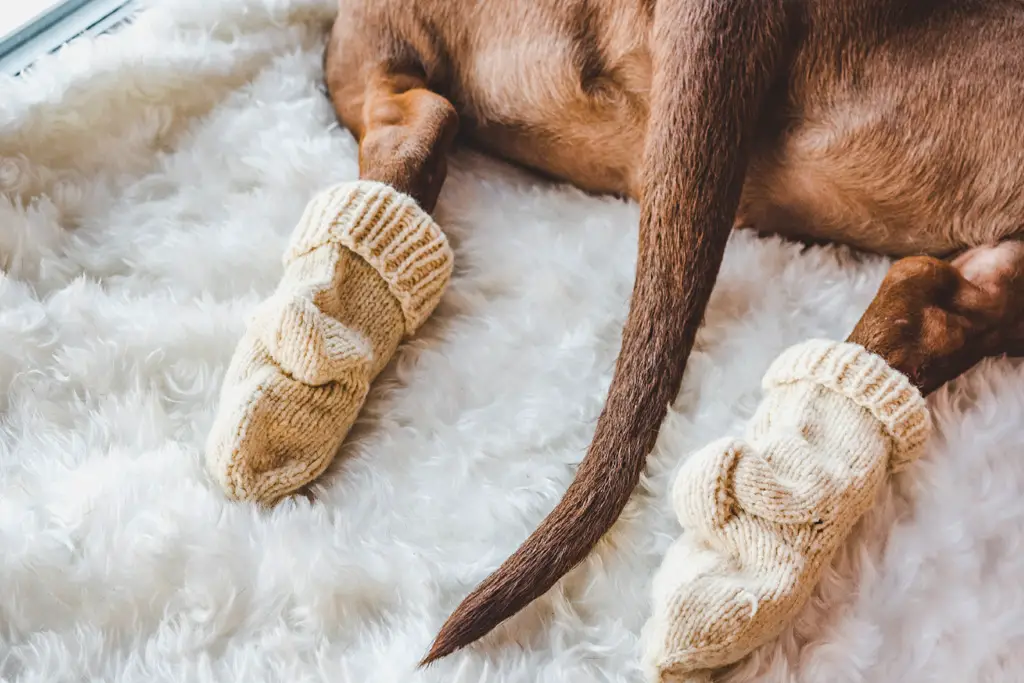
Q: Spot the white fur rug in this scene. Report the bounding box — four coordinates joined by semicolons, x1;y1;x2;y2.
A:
3;1;1024;681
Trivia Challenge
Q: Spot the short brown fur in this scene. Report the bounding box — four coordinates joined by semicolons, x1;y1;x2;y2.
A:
322;0;1024;665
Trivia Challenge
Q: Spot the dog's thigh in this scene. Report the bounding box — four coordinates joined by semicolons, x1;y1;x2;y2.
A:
738;8;1024;258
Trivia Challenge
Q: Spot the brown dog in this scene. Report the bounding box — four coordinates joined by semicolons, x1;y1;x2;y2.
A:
322;0;1024;664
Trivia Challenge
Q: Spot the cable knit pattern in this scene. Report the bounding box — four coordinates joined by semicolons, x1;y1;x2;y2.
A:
205;181;453;505
642;340;932;683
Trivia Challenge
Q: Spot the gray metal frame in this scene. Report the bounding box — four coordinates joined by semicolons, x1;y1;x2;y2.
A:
0;0;136;76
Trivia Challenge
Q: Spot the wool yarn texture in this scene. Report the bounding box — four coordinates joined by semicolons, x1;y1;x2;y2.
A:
642;340;932;682
205;181;453;505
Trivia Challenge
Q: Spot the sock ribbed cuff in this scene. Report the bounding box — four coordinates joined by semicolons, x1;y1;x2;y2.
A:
286;181;454;335
762;339;932;468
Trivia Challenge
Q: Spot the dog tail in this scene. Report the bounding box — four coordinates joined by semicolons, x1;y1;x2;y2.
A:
420;183;727;665
418;0;783;663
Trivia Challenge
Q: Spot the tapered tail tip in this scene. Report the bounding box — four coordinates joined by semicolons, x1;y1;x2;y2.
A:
418;632;461;668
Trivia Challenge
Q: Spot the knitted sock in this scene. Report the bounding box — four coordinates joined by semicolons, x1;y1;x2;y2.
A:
205;181;453;505
642;339;932;682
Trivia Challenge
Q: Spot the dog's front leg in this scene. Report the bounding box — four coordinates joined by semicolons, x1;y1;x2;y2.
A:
424;0;793;664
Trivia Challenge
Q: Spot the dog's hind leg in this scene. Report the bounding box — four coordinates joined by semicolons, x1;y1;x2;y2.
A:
847;240;1024;398
324;23;458;213
204;26;462;504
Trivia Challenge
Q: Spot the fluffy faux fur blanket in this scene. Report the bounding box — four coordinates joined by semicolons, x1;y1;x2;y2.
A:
1;0;1023;680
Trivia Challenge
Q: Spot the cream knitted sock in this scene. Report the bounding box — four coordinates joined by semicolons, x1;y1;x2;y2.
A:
205;181;453;505
642;339;932;682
